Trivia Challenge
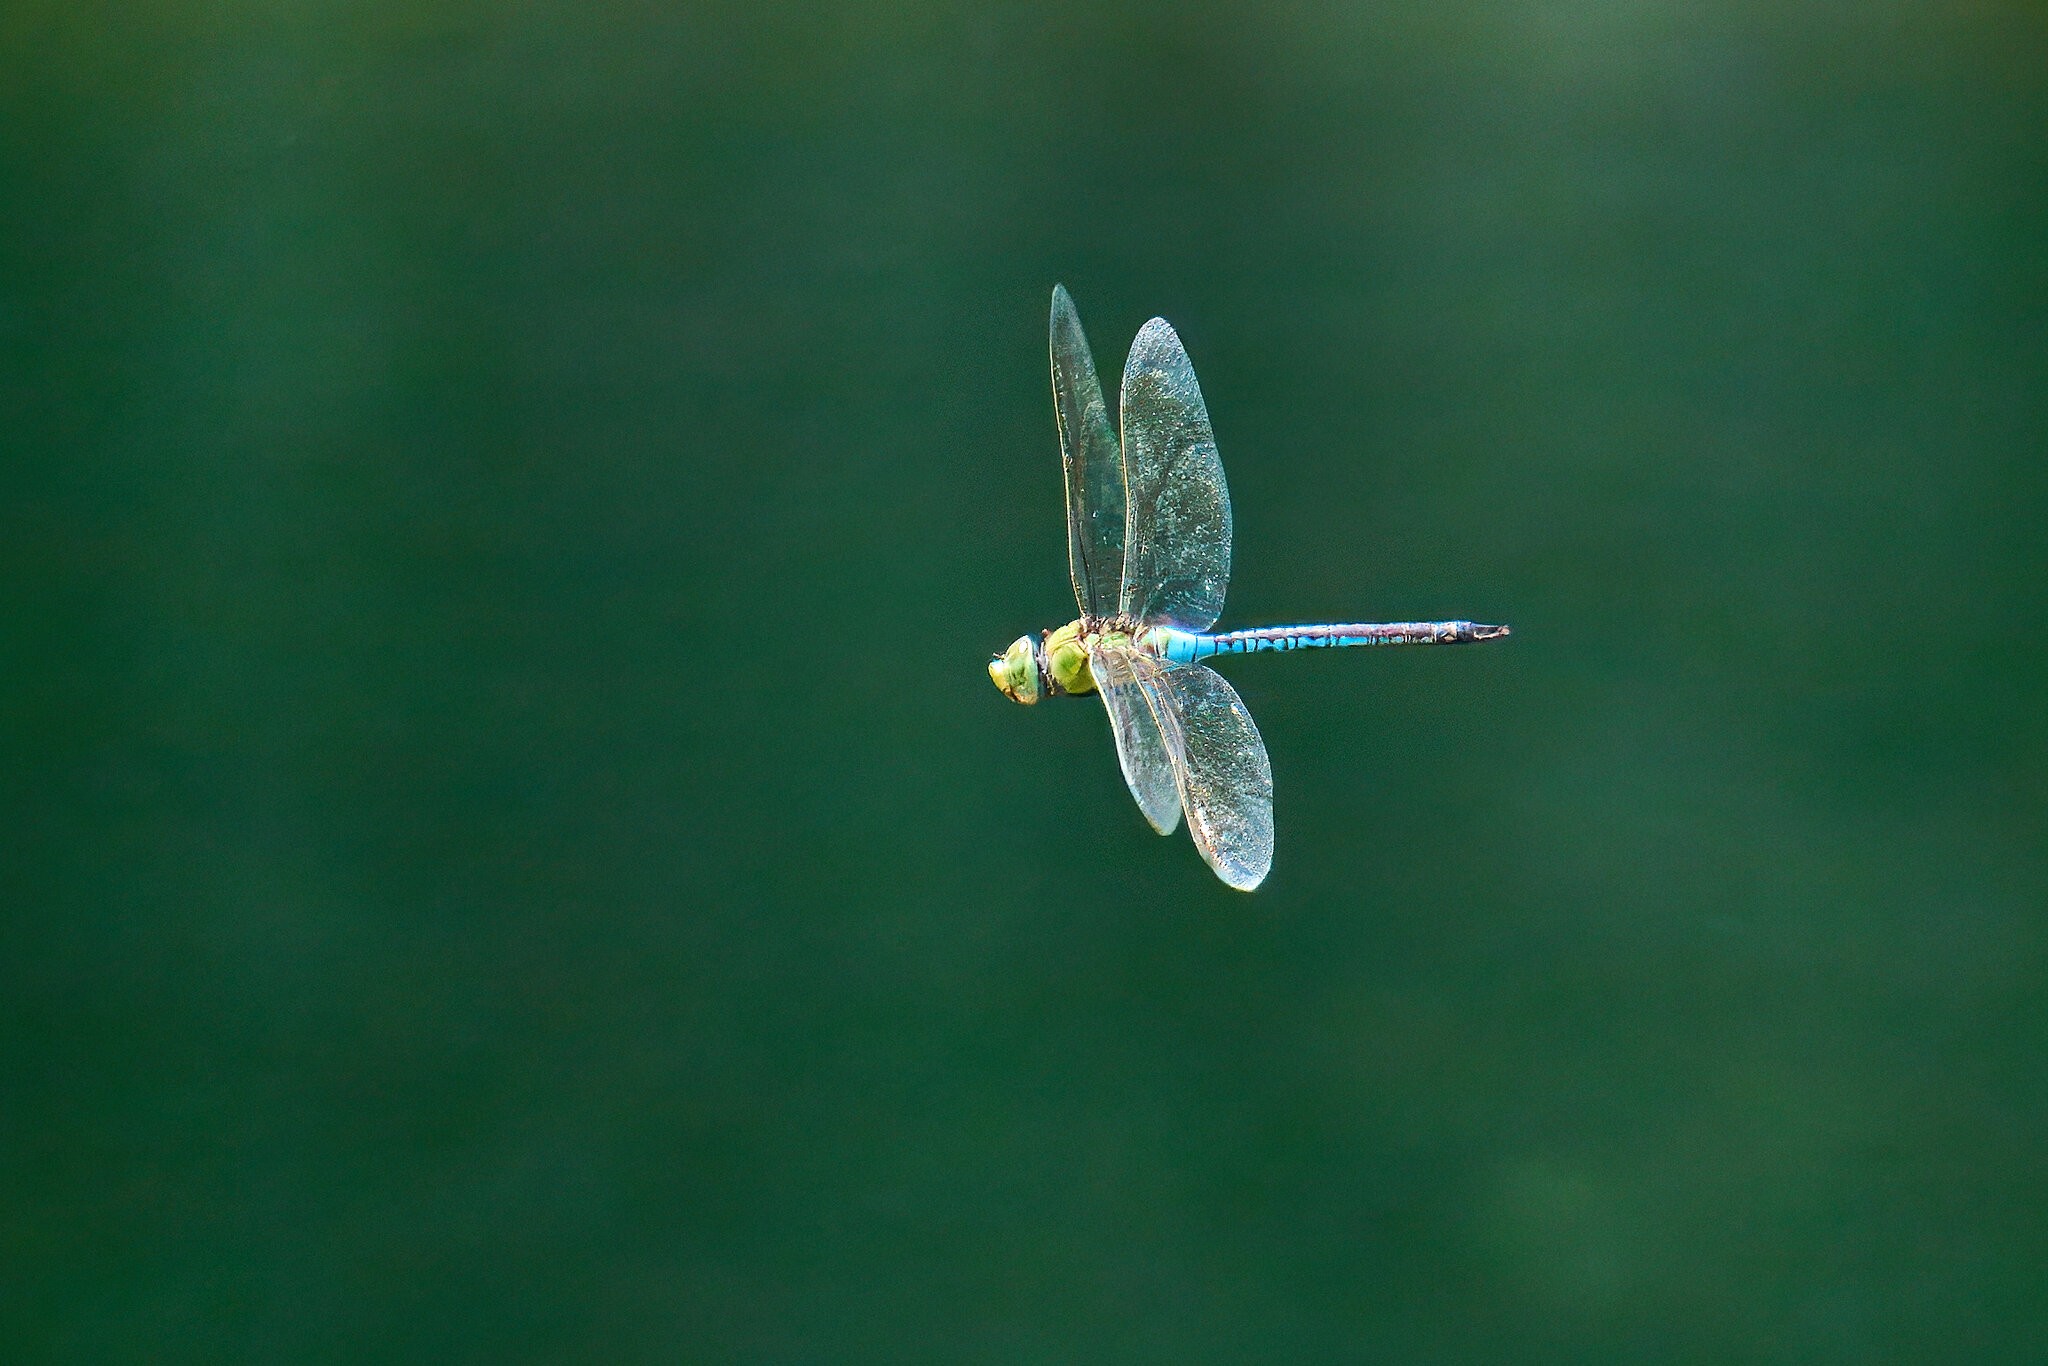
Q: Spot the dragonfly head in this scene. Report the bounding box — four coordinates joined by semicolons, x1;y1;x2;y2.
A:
989;634;1043;705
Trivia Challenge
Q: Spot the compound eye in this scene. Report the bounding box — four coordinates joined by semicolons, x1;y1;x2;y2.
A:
988;636;1041;704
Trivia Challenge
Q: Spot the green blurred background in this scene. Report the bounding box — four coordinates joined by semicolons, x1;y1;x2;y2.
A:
7;1;2046;1360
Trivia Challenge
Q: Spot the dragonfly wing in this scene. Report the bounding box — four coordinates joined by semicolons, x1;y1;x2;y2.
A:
1051;285;1125;620
1089;640;1181;836
1128;653;1272;890
1118;317;1230;632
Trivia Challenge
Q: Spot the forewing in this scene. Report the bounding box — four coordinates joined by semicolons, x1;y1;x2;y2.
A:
1089;640;1181;836
1051;285;1125;620
1129;656;1272;890
1119;317;1230;631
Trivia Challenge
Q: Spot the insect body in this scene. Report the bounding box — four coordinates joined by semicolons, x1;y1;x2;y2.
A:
989;287;1508;889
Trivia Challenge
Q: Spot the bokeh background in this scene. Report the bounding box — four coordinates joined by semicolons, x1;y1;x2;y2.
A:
8;1;2046;1360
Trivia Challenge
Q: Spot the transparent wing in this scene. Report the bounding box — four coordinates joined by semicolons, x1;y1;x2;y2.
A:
1125;652;1274;891
1118;317;1231;632
1088;640;1181;836
1051;285;1125;620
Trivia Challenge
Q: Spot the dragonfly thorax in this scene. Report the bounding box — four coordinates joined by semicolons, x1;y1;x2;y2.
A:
988;618;1125;705
1042;619;1099;697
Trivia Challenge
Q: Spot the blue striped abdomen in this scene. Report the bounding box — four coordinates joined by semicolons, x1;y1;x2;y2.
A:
1147;621;1501;664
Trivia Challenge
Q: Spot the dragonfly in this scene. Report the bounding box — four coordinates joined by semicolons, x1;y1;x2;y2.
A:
988;286;1510;890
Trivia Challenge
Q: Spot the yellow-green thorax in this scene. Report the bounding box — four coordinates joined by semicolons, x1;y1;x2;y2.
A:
989;619;1140;704
1043;620;1095;695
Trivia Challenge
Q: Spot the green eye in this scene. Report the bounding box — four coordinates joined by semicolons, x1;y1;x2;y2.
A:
988;637;1040;704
